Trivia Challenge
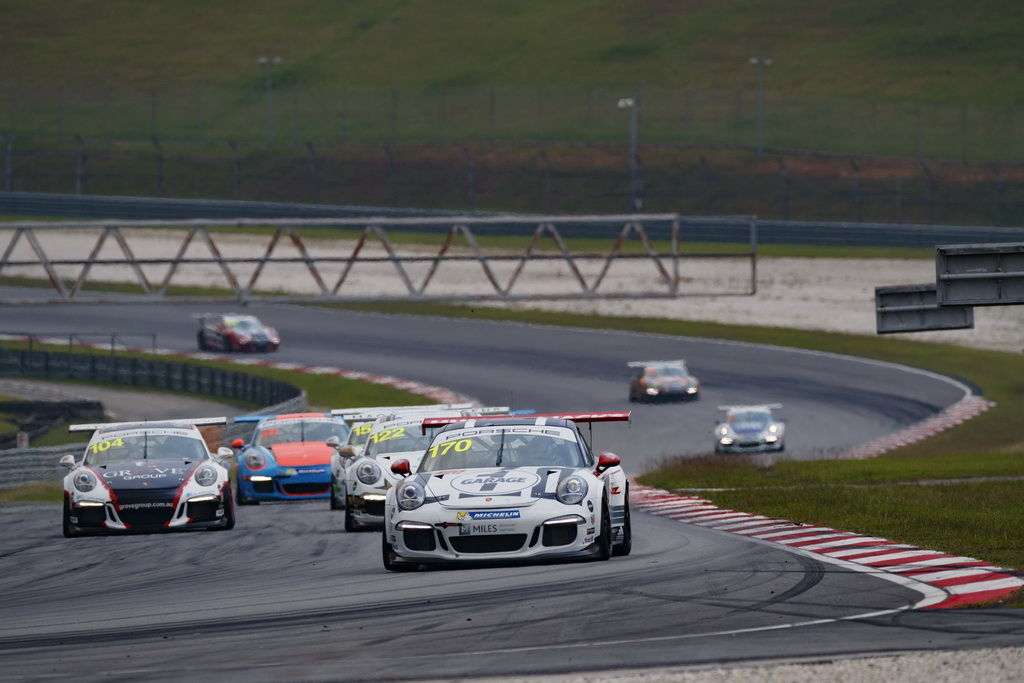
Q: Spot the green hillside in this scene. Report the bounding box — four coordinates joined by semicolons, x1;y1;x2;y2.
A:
4;0;1022;104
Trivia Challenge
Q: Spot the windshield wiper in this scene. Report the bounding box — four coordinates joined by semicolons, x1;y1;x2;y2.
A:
495;430;506;467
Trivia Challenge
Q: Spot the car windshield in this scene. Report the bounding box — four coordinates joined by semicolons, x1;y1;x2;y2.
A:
255;419;350;446
728;410;772;430
347;422;373;447
363;424;432;456
83;433;208;466
419;429;586;472
225;317;263;333
650;365;687;377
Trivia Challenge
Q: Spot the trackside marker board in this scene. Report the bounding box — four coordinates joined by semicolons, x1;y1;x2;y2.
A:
875;283;974;334
936;242;1024;306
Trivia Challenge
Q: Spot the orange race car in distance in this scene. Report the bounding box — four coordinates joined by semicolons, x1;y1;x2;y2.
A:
627;360;700;402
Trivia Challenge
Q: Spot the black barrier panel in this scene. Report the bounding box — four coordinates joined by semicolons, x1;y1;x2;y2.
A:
0;348;301;407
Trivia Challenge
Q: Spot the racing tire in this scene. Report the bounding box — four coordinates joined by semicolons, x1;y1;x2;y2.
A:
62;498;80;538
197;331;208;351
344;504;359;532
215;489;236;531
596;497;613;561
235;480;259;506
382;533;418;572
612;487;632;557
221;337;232;353
330;478;345;510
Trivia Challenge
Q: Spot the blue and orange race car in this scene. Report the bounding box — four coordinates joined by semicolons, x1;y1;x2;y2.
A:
232;413;351;505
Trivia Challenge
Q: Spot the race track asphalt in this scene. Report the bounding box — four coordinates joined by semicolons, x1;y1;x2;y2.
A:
1;300;1019;680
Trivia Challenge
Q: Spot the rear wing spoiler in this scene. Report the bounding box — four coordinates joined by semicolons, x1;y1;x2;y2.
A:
232;413;333;424
421;411;630;432
69;416;228;433
330;403;474;421
627;360;686;368
717;403;783;411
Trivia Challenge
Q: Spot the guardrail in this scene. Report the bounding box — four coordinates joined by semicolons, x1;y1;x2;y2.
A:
0;347;306;487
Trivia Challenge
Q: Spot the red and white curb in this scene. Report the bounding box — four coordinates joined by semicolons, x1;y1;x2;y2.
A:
838;395;995;460
630;483;1023;609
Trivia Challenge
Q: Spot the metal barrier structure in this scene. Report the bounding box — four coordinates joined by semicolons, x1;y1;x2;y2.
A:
0;214;758;305
0;346;306;487
1;331;158;354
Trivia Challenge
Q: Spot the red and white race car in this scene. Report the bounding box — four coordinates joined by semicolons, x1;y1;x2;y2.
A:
195;313;280;353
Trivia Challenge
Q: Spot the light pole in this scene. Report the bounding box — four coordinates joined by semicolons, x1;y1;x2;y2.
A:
258;56;282;145
749;57;772;154
618;96;641;211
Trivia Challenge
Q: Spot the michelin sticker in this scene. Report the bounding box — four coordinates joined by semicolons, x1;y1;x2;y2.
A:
456;510;520;521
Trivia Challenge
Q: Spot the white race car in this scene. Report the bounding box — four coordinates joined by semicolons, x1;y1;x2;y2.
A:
60;417;236;537
382;411;632;570
714;403;785;453
327;403;474;512
331;405;512;531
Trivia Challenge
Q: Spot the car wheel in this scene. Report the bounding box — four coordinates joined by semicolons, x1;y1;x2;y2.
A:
235;480;259;506
344;503;359;532
612;487;632;557
197;331;208;351
216;488;236;530
382;533;417;572
62;498;79;538
596;497;613;561
330;477;345;510
221;336;232;353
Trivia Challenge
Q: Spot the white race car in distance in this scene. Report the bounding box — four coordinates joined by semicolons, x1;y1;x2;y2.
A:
714;403;785;453
382;411;632;570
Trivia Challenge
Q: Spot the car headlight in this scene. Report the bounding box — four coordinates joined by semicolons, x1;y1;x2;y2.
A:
768;424;780;434
73;470;97;493
718;426;729;436
645;387;659;395
356;461;382;485
194;465;218;487
556;476;588;505
246;452;266;470
396;481;425;511
719;437;734;445
765;435;778;443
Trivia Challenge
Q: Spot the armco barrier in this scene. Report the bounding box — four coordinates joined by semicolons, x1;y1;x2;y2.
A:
0;348;306;488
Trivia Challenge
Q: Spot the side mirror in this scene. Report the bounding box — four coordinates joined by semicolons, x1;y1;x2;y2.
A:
326;436;341;449
216;447;235;460
595;452;621;474
390;459;411;477
339;445;356;457
59;454;77;470
231;438;245;449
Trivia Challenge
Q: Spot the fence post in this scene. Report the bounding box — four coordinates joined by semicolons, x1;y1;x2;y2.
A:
151;136;164;196
989;164;1006;225
149;88;158;139
776;157;790;220
3;134;11;192
383;144;396;205
699;154;714;213
894;175;903;223
463;147;475;210
918;160;935;224
305;141;320;201
228;140;240;198
74;134;87;195
390;88;398;143
848;157;864;222
960;102;969;164
540;150;552;213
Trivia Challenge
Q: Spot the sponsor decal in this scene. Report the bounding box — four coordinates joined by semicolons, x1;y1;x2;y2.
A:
456;509;520;521
102;467;186;479
586;527;595;534
585;535;594;543
587;500;594;512
119;502;174;510
283;468;298;476
460;522;516;536
610;486;622;495
451;471;541;495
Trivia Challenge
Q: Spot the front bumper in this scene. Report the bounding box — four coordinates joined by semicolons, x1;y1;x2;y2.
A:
386;502;601;564
67;491;228;533
640;386;699;401
716;438;783;453
239;467;330;500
